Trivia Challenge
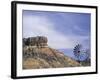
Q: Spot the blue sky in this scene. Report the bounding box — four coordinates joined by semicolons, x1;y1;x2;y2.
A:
23;10;91;58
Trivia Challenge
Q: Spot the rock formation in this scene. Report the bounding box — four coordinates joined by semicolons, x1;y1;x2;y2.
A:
23;36;81;69
23;36;48;48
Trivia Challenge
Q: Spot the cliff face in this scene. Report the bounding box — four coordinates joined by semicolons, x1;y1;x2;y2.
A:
23;36;81;69
23;36;48;48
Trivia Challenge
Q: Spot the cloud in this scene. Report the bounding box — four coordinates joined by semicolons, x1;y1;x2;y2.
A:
23;13;89;49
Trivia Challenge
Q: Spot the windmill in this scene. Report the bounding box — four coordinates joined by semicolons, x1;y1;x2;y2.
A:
73;44;90;63
73;44;82;62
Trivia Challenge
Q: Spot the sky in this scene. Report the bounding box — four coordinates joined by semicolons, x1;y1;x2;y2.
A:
22;10;91;52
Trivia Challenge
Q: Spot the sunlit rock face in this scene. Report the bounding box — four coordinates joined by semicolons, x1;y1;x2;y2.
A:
23;36;81;69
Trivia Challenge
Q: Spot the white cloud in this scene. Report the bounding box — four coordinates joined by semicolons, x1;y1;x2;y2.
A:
23;15;88;49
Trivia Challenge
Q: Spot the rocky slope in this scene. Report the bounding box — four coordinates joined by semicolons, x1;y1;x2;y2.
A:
23;36;81;69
